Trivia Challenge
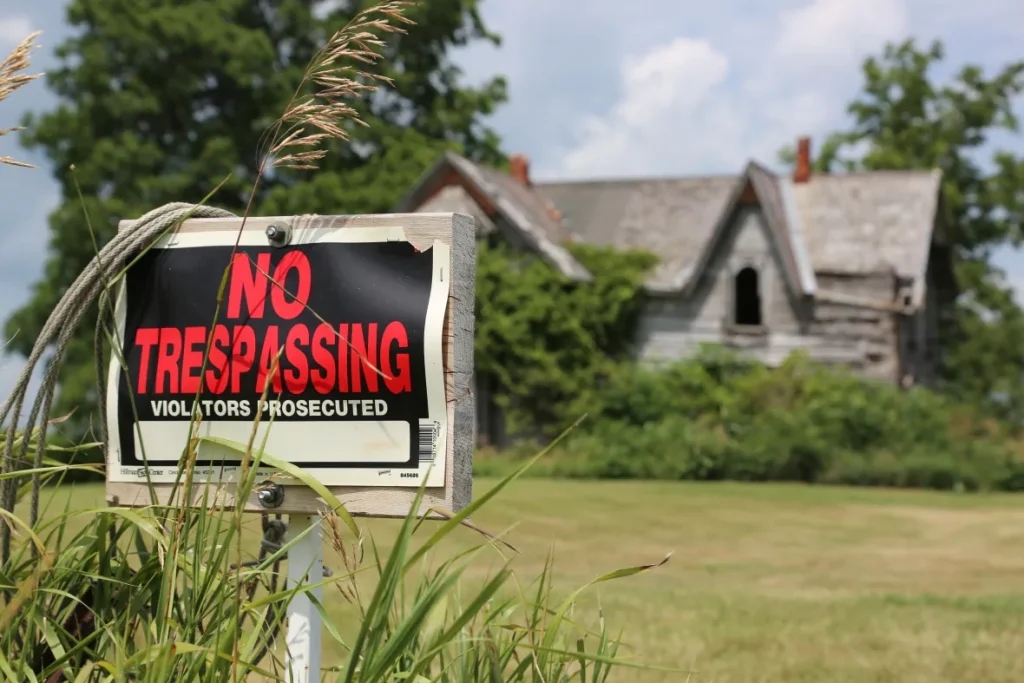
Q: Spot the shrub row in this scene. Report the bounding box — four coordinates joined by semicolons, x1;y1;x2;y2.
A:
477;348;1024;492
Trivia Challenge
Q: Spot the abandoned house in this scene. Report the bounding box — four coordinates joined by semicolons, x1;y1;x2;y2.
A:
396;137;955;446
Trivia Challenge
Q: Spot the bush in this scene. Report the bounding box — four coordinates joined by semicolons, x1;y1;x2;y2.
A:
481;348;1024;492
474;240;657;438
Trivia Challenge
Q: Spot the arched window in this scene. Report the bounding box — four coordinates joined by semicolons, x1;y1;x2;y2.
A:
734;267;762;326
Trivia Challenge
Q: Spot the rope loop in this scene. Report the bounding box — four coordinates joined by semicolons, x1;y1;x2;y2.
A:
0;202;234;560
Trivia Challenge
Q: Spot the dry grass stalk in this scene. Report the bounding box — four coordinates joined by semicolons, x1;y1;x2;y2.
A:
267;1;416;171
323;509;363;604
0;31;43;168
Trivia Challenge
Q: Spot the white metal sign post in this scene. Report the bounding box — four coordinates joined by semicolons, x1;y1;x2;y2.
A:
285;515;324;683
104;212;476;681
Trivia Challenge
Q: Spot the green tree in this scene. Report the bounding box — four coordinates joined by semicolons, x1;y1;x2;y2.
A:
6;0;507;439
782;40;1024;424
474;241;657;438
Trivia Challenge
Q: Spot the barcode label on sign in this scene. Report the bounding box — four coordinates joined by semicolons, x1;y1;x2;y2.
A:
418;419;439;462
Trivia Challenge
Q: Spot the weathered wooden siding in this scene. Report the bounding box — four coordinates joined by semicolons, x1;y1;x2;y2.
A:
638;272;904;378
636;206;909;381
812;272;901;382
636;206;806;366
895;247;944;388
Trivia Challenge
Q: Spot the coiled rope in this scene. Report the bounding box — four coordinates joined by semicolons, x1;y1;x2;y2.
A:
0;202;284;562
0;202;318;669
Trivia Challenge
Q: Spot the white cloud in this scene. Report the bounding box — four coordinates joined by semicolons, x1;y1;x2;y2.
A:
776;0;909;66
0;16;32;45
548;0;919;180
618;39;729;128
553;38;731;178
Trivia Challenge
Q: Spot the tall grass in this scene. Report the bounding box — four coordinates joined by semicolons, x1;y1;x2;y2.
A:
0;436;672;681
0;8;672;682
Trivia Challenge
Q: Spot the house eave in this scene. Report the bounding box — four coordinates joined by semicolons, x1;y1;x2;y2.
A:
666;161;817;301
909;168;946;310
777;176;818;295
396;152;592;283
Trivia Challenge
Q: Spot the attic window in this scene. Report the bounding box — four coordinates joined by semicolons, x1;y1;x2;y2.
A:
734;267;762;326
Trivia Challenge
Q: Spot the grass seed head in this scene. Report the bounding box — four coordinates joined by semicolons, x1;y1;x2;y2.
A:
268;2;417;171
0;31;43;168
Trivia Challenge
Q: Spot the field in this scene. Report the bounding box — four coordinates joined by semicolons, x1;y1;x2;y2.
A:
36;479;1024;683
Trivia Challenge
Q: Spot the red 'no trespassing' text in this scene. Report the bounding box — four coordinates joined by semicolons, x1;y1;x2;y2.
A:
131;251;413;396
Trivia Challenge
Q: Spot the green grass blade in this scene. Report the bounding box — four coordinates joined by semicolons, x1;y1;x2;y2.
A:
406;416;586;571
197;436;361;538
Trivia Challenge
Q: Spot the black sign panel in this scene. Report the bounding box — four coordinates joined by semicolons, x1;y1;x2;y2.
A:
116;240;438;472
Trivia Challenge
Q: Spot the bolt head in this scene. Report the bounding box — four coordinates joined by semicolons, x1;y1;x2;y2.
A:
265;224;291;247
256;482;284;508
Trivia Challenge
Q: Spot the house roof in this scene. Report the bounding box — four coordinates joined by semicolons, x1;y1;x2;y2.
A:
790;170;944;306
415;184;498;235
398;152;944;306
674;161;818;299
396;152;591;281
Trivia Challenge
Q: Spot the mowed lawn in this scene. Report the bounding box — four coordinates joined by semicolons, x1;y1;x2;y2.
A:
36;479;1024;683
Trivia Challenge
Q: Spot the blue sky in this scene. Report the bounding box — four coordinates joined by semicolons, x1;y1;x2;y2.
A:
2;0;1024;399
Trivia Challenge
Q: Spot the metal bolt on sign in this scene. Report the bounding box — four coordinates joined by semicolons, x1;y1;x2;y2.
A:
257;481;285;509
265;223;291;248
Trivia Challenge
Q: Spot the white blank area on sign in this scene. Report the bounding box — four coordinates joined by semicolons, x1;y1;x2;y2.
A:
134;420;411;465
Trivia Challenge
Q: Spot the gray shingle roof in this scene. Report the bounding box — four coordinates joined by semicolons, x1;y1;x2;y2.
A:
396;152;591;281
538;175;736;290
748;163;817;295
536;167;942;298
416;184;497;235
675;162;817;299
398;153;942;304
792;170;942;281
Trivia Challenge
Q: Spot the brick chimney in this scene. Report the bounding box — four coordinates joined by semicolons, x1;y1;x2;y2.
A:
509;154;530;186
793;136;811;183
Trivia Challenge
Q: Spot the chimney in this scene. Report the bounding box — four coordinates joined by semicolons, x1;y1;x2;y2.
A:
794;136;811;183
509;154;531;186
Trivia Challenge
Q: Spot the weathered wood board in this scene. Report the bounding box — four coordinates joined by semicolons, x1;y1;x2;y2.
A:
104;212;475;517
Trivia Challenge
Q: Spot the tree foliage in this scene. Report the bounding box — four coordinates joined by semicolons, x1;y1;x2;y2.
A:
474;241;657;437
7;0;507;436
783;40;1024;423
